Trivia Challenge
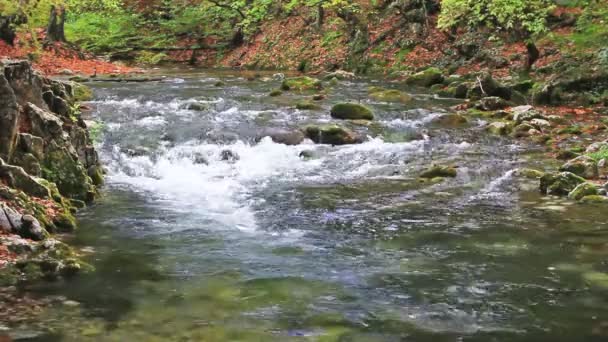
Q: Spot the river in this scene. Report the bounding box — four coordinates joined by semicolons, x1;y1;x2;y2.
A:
17;70;608;341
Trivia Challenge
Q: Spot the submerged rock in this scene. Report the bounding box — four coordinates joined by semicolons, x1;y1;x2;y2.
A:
559;156;598;179
269;89;283;97
295;101;321;110
330;103;374;121
420;165;457;179
303;125;361;145
220;149;239;162
540;171;586;196
259;129;306;146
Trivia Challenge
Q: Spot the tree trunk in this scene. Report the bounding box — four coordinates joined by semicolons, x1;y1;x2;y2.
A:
316;4;324;29
525;42;539;71
231;27;244;47
0;14;26;46
47;5;67;43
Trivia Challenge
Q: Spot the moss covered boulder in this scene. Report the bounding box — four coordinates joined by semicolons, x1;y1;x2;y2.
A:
368;87;412;103
420;165;457;179
540;171;586;196
302;125;361;145
580;195;608;203
559;156;598;179
568;182;599;201
281;77;323;91
406;67;444;87
330;103;374;121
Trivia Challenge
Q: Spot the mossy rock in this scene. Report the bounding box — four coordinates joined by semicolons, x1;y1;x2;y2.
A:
281;76;323;91
269;89;283;97
540;171;586;196
53;211;77;232
302;125;361;145
431;113;468;127
405;67;444;87
87;165;104;186
368;87;412;103
580;195;608;203
330;103;374;121
486;121;513;136
420;165;457;179
42;142;96;201
559;156;598;179
296;101;321;110
515;168;544;179
214;81;225;87
568;182;599;201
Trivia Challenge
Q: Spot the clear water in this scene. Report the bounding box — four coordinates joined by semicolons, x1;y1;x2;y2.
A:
14;71;608;341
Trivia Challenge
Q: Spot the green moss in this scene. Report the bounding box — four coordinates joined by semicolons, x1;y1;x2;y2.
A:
281;76;323;91
53;211;78;232
405;67;444;87
368;87;412;103
72;83;94;102
588;148;608;161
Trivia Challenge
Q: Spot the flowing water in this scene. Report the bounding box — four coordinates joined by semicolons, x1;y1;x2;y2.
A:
14;71;608;341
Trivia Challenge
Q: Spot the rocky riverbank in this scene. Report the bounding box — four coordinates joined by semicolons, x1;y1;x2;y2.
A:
0;60;102;324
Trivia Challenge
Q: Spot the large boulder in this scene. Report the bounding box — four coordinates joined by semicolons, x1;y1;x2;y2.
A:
330;103;374;120
406;67;444;87
540;171;586;196
559;156;598;179
303;125;361;145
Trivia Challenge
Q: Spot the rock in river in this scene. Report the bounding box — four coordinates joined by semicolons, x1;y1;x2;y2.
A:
330;103;374;121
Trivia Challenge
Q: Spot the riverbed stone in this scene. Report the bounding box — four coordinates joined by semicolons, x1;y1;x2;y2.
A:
580;195;608;203
420;165;457;179
368;87;412;103
511;123;537;138
303;124;361;145
559;156;598;179
530;118;551;130
540;171;586;196
487;121;512;136
260;129;306;146
296;101;321;110
281;76;323;91
431;113;468;127
568;182;599;201
330;103;374;121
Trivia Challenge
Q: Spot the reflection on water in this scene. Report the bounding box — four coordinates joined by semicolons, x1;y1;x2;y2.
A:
11;71;608;341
